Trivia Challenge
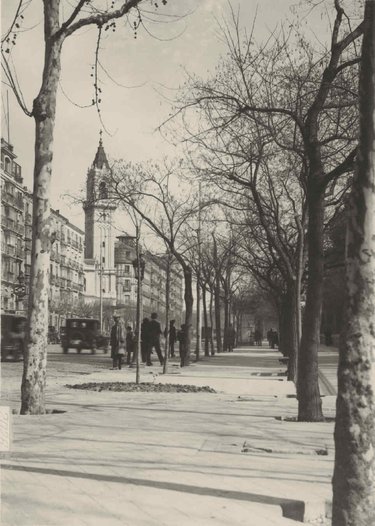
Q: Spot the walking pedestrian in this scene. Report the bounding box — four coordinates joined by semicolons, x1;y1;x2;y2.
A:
227;323;236;352
125;326;136;365
141;318;150;364
177;323;187;367
267;328;273;348
110;315;125;369
164;319;177;357
148;312;164;366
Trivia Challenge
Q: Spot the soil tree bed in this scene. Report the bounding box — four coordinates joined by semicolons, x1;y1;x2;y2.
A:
66;382;216;393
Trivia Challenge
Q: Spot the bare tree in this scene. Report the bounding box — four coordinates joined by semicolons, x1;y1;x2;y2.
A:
2;0;174;414
178;1;362;420
332;2;375;523
107;159;210;366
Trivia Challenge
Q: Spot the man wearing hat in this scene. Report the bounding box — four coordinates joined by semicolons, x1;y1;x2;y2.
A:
110;315;124;369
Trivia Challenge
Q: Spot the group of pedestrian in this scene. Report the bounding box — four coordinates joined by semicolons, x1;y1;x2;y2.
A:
110;316;136;370
110;313;188;369
267;328;279;349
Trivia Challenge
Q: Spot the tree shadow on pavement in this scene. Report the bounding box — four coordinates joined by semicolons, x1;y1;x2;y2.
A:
1;463;305;521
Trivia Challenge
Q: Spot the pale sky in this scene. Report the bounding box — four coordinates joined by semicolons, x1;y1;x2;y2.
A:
1;0;337;231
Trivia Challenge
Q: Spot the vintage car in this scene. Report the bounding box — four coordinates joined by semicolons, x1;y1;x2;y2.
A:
1;313;26;361
61;318;109;354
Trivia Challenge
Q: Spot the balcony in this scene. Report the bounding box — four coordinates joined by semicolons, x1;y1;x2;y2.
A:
2;217;24;235
2;191;24;211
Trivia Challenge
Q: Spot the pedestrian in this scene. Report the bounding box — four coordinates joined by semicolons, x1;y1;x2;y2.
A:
267;328;273;348
110;315;125;369
272;330;279;349
254;328;262;346
125;326;136;365
164;319;177;358
227;323;236;352
141;318;150;364
177;323;187;367
148;312;164;366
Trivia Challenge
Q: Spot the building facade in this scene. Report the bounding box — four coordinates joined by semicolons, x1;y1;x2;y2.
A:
1;138;25;314
1;138;85;327
114;235;184;329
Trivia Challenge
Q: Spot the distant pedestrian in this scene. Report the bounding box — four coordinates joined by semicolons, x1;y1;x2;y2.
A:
272;330;279;349
177;324;188;367
267;328;273;348
110;315;125;369
254;329;262;346
141;318;150;364
227;323;236;352
148;312;164;366
164;319;177;357
125;326;136;365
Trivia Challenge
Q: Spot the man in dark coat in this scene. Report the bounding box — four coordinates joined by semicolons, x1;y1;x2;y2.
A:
110;315;124;369
177;324;187;367
227;323;236;352
164;319;177;358
148;312;164;366
141;317;150;364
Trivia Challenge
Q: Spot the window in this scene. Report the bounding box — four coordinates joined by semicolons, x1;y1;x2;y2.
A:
124;265;130;274
4;157;11;173
99;181;108;199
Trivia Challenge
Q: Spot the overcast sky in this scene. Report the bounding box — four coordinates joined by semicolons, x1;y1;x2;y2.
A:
2;0;333;231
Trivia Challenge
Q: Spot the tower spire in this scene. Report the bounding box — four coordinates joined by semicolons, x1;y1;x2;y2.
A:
93;130;109;169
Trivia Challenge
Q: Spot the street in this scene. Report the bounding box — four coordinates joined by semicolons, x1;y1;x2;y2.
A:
1;343;338;526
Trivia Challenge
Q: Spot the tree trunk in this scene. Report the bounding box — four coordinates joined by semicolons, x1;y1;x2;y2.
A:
21;11;63;414
332;4;375;523
135;234;142;385
213;234;222;353
162;251;171;374
278;298;287;356
223;287;229;352
284;282;298;383
183;266;193;366
202;285;210;357
195;277;201;361
209;287;215;355
297;188;324;421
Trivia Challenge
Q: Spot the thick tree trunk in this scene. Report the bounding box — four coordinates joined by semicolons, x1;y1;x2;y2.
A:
21;16;63;414
297;189;324;421
183;266;193;366
332;4;375;523
202;285;210;357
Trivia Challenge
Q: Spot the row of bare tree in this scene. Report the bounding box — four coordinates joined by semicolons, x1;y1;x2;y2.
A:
2;1;374;522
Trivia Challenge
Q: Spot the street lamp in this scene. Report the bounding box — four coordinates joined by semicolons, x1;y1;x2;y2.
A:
13;270;26;312
132;254;145;281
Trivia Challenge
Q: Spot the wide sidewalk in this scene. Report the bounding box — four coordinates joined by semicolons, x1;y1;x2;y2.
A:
0;346;335;526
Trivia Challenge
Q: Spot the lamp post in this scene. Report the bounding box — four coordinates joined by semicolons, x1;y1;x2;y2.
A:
13;269;26;313
132;242;145;384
